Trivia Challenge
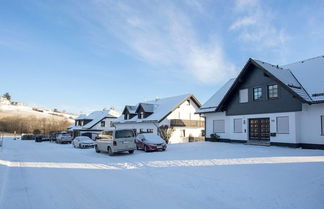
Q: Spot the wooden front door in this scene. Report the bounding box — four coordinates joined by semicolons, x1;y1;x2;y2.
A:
249;118;270;141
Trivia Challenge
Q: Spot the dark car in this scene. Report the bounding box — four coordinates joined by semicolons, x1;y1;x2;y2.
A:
135;133;167;152
35;135;43;142
21;134;35;140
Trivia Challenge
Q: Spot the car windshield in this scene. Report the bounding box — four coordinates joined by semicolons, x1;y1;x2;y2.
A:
115;130;134;138
79;138;90;141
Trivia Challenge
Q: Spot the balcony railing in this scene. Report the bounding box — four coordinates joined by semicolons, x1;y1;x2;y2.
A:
170;119;204;128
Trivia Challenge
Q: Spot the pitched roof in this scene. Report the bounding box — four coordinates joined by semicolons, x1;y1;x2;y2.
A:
197;78;235;114
281;56;324;102
114;94;201;124
122;105;137;114
253;59;312;102
69;109;120;130
199;55;324;114
137;103;155;113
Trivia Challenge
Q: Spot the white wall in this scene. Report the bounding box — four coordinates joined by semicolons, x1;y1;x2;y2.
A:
205;111;298;143
114;97;204;144
90;118;116;131
165;98;204;144
297;103;324;145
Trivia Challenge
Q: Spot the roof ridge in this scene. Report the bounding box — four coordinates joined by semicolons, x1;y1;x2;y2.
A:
281;55;324;67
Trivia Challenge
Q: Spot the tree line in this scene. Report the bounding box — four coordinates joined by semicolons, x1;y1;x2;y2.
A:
0;116;71;135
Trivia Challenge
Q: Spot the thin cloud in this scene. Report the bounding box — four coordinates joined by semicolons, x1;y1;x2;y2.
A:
73;0;236;84
230;0;290;49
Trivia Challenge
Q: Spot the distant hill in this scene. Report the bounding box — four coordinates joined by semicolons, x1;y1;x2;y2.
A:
0;103;76;122
0;103;77;135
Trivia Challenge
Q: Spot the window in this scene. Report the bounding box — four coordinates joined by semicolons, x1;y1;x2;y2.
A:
213;120;225;133
100;121;105;127
253;87;262;100
181;129;186;137
277;116;289;134
125;114;130;120
239;89;248;103
140;129;145;133
147;129;153;133
268;84;278;99
98;131;113;139
234;118;243;133
139;112;144;119
115;130;135;138
321;116;324;135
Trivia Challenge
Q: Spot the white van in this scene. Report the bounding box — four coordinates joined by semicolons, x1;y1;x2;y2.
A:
95;129;136;156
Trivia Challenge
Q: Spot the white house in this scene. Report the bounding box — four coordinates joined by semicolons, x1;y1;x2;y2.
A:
0;97;11;105
68;109;120;139
198;56;324;149
113;94;204;144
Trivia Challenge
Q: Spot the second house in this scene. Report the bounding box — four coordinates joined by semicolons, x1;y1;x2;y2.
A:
112;94;204;144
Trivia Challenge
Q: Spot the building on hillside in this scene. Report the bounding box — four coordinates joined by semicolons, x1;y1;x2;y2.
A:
68;109;120;139
197;56;324;149
0;97;11;105
113;94;204;144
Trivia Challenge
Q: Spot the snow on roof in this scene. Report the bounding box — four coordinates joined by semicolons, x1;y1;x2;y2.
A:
199;55;324;114
71;109;120;130
254;56;324;102
197;79;235;114
281;56;324;102
253;59;312;102
114;94;198;124
125;105;137;114
137;103;155;112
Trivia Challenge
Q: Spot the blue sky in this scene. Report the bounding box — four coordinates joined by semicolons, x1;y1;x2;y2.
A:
1;0;324;114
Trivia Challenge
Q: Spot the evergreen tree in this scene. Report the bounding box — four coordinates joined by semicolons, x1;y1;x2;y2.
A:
3;92;11;101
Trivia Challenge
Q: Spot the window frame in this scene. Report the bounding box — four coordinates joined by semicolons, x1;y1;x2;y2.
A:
268;84;279;99
213;120;225;133
239;89;249;103
233;118;243;133
253;87;263;101
276;116;289;134
100;121;105;127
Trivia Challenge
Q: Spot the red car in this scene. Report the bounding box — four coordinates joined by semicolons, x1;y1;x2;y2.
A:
135;133;167;152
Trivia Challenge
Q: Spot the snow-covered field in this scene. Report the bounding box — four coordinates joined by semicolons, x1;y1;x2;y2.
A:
0;138;324;209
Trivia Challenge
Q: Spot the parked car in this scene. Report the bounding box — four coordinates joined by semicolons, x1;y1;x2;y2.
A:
49;133;57;142
135;133;167;152
35;135;43;142
21;134;35;140
35;135;50;142
56;132;73;144
72;136;96;148
42;135;50;141
95;129;136;156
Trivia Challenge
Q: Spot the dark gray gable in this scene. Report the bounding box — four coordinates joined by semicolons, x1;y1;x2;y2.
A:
219;60;303;115
136;105;153;118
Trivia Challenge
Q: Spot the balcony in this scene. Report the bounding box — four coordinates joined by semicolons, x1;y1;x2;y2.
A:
170;119;204;128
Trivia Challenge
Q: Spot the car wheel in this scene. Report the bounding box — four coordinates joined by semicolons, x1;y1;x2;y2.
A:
79;144;82;149
73;143;76;148
144;145;148;152
162;148;166;151
95;145;100;153
129;150;134;154
108;147;114;156
136;145;139;150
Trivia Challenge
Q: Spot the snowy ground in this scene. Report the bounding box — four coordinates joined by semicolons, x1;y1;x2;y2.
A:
0;138;324;209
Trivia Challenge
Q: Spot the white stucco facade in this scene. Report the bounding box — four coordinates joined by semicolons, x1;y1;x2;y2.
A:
114;97;204;144
204;103;324;146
